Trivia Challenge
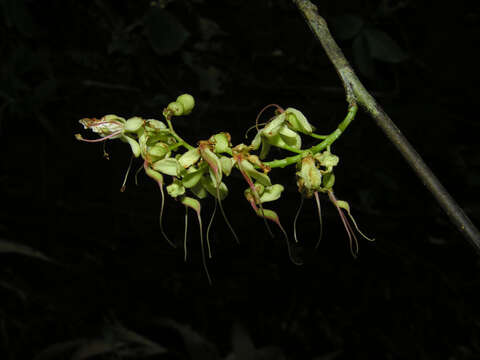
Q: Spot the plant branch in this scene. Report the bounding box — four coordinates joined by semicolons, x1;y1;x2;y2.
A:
293;0;480;253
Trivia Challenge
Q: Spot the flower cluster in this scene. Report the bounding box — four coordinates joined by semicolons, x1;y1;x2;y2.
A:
76;94;373;282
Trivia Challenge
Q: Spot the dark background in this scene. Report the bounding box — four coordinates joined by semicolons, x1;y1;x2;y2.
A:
1;0;480;359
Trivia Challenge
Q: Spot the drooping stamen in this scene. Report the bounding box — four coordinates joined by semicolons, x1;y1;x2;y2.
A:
145;159;175;248
184;206;189;262
314;191;324;250
134;163;144;186
206;199;217;259
120;155;134;192
328;191;359;258
255;104;285;132
194;207;211;285
157;180;175;248
216;186;240;244
75;130;123;142
293;195;304;244
102;142;110;159
261;210;303;266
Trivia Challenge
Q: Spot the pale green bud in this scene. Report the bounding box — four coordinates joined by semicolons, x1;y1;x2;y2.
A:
148;142;170;160
209;132;231;154
176;94;195;115
167;101;184;116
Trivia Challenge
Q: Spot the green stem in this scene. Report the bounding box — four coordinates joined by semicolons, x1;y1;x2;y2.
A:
309;133;329;140
166;118;195;151
265;105;357;168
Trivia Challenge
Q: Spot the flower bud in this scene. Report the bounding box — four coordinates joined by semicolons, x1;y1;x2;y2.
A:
296;156;322;198
167;101;184;116
148;142;170;160
209;132;231;154
167;179;185;198
176;94;195;115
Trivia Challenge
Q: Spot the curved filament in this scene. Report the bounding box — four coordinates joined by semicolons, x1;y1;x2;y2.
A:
120;155;134;192
330;195;359;258
244;122;267;139
195;209;212;285
276;219;303;266
255;104;284;132
314;191;324;250
134;163;144;186
206;199;218;258
216;186;240;244
293;195;305;244
184;206;188;262
157;182;176;248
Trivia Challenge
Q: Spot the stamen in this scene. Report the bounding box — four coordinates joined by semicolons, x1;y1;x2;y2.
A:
314;191;324;250
184;206;188;262
120;155;134;192
244;122;267;139
206;199;218;259
195;208;212;285
216;185;240;244
75;130;123;142
293;195;304;244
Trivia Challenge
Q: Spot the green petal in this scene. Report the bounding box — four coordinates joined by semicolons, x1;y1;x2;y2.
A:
123;135;141;157
181;196;201;212
285;107;315;134
201;176;228;200
178;148;201;169
279;126;302;149
220;156;234;176
259;184;284;203
125;117;144;133
262;112;286;138
182;167;206;188
152;158;180;176
250;131;262;150
238;159;271;186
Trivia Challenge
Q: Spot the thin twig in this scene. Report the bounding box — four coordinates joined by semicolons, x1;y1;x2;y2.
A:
293;0;480;254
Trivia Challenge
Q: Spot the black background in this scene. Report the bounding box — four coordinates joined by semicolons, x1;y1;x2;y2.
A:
1;0;480;359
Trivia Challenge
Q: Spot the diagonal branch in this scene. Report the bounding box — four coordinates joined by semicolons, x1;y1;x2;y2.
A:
293;0;480;254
